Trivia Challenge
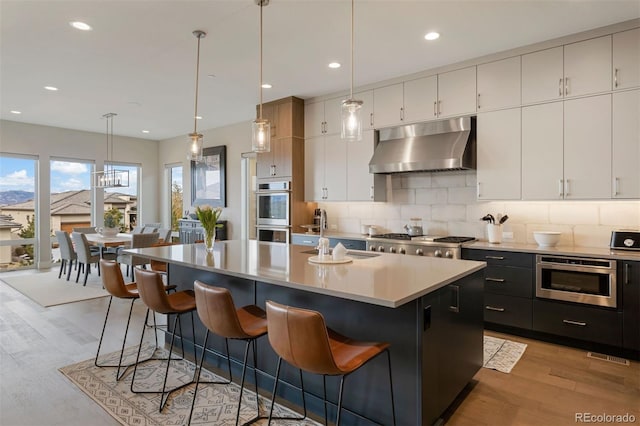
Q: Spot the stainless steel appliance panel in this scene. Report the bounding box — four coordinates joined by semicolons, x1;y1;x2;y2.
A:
256;227;290;244
256;181;290;226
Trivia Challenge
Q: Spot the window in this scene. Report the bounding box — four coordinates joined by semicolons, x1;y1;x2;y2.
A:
167;165;183;232
0;154;38;270
104;163;139;232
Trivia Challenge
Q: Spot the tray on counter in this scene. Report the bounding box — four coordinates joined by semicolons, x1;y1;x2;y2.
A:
308;256;353;265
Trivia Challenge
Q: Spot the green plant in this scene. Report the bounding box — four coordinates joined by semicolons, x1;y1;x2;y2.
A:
104;208;123;228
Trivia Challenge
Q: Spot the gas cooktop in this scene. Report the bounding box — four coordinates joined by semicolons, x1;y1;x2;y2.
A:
369;234;475;244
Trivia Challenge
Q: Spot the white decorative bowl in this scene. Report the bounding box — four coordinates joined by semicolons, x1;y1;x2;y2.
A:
533;231;561;247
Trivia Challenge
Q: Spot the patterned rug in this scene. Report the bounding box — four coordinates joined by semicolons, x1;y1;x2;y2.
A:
483;335;527;373
60;345;319;425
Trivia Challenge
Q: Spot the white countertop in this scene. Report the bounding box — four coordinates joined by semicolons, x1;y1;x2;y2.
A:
127;240;486;308
465;241;640;261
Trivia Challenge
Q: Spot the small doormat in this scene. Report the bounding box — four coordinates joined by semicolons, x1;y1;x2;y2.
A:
1;269;108;307
483;335;527;373
60;345;319;425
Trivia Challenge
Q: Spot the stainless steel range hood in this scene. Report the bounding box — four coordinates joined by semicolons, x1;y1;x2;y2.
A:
369;116;476;174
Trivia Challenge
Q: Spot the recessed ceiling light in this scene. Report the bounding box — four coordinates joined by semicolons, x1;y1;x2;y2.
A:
142;130;150;134
261;83;272;89
328;62;341;69
195;116;202;120
10;110;21;114
424;32;440;41
44;86;59;91
70;21;92;31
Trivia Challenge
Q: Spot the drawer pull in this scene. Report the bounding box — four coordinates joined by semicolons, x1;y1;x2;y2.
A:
563;319;587;327
485;306;505;312
485;277;505;282
302;240;313;244
485;256;505;260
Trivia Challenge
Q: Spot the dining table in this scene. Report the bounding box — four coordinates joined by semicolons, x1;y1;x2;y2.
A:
85;233;133;257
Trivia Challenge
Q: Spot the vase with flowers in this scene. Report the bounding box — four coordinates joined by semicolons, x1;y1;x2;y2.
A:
196;205;223;252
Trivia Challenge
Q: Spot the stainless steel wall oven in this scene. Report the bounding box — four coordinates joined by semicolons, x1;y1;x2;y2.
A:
256;181;290;226
536;255;617;308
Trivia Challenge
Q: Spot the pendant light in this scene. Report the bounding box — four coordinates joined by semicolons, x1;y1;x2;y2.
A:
341;0;363;142
93;113;129;188
252;0;270;153
187;30;206;161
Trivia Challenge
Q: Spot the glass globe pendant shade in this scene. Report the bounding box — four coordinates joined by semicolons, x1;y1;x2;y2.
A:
252;119;271;153
341;99;363;141
187;132;203;161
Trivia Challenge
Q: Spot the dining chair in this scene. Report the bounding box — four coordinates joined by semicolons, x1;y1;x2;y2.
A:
55;230;76;281
131;225;145;234
70;232;116;285
117;232;159;279
157;228;172;243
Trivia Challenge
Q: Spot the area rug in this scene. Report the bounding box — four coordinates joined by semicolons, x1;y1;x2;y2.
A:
483;335;527;373
60;345;320;425
0;268;108;307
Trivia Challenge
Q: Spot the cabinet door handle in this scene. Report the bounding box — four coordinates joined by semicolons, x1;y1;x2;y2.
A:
448;285;460;313
302;240;314;244
614;68;619;88
485;306;505;312
485;255;505;260
559;78;563;96
565;77;569;96
400;107;404;121
477;93;481;109
625;263;630;285
477;182;481;198
370;113;374;126
485;277;505;282
437;100;442;115
558;179;564;197
563;319;586;327
433;101;437;116
613;177;620;196
564;179;570;197
369;185;374;199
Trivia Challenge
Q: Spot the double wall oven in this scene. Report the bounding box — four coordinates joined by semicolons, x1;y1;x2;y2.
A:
256;181;290;243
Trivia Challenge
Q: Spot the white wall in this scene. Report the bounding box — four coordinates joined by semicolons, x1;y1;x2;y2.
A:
319;171;640;248
0;119;159;267
158;120;252;240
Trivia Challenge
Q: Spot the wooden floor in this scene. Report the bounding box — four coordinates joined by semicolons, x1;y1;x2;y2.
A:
1;269;639;426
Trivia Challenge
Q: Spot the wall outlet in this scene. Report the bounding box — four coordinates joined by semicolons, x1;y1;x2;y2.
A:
329;224;338;231
502;231;514;240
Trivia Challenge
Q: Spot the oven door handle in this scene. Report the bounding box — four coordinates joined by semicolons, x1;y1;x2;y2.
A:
563;319;587;327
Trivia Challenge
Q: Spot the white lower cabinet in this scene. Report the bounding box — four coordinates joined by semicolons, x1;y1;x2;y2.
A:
613;89;640;199
347;130;375;201
477;108;522;200
304;134;347;201
522;102;564;199
564;95;611;199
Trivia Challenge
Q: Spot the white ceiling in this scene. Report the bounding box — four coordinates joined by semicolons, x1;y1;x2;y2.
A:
1;0;639;141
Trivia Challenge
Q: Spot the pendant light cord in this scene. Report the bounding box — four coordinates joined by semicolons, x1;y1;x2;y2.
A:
193;34;202;133
259;1;264;120
350;0;354;100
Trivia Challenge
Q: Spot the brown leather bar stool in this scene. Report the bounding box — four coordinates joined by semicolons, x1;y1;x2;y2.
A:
95;260;176;380
188;280;272;426
130;269;212;412
265;300;396;426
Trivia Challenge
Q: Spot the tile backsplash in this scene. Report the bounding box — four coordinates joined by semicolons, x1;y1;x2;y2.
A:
318;171;640;248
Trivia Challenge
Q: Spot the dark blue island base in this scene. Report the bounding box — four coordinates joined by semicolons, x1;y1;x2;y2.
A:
167;263;484;425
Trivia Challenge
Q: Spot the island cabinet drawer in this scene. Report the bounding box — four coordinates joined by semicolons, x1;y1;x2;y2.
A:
329;238;366;251
463;248;534;268
485;294;533;329
533;300;622;346
484;265;533;298
291;235;319;246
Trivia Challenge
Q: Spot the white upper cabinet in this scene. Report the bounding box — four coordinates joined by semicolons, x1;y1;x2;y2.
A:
403;76;438;123
304;96;344;138
355;90;374;131
522;46;564;103
373;83;404;128
437;66;477;117
304;134;347;202
563;36;612;97
613;28;640;90
477;108;521;200
477;57;521;111
612;89;640;199
563;94;612;199
347;130;375;201
522;102;564;200
522;36;612;104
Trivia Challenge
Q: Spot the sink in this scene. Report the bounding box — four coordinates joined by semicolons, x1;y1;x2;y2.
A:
300;249;379;259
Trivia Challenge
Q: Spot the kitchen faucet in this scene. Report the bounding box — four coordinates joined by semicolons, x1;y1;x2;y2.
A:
319;209;327;238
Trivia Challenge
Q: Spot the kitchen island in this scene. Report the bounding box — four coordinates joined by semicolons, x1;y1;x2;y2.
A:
128;241;486;425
